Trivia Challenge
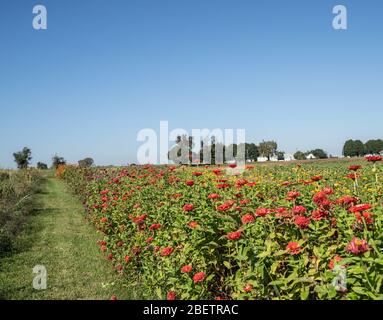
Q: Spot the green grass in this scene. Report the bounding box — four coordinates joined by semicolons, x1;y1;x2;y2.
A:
0;173;138;300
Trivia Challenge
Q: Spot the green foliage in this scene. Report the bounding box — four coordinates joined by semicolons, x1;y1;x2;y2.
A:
343;140;366;157
294;151;307;160
37;162;48;170
78;157;94;168
52;154;66;169
0;169;41;255
259;140;278;160
13;147;32;169
365;139;383;155
276;151;285;161
306;149;328;159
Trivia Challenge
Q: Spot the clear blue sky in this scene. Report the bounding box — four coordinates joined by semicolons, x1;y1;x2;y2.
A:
1;0;382;168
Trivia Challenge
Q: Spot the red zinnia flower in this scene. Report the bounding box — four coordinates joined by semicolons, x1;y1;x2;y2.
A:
181;265;192;273
346;237;369;255
255;207;270;217
311;175;323;182
227;231;242;240
183;204;194;212
193;272;206;283
287;191;300;200
149;223;161;231
286;242;301;255
188;221;198;229
185;180;194;186
328;255;343;270
241;214;255;224
294;216;311;229
216;183;230;189
124;255;131;263
192;171;203;176
146;236;154;243
349;203;372;213
346;173;357;180
355;212;374;224
336;196;358;207
208;193;220;200
348;165;362;171
167;291;176;300
132;214;147;224
217;202;233;211
160;247;174;257
110;295;118;300
323;187;334;195
313;191;328;205
228;163;237;168
243;284;253;293
365;155;382;162
311;210;328;221
293;205;307;215
235;179;248;187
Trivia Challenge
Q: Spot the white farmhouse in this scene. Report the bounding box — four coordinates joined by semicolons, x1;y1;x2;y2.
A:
306;153;316;160
284;154;295;161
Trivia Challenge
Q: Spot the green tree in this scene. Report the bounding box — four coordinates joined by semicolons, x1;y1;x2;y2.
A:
78;157;94;168
307;149;328;159
52;154;66;169
343;139;365;157
276;151;285;161
365;139;383;154
246;143;259;162
13;147;32;169
37;162;48;170
294;151;306;160
259;140;277;161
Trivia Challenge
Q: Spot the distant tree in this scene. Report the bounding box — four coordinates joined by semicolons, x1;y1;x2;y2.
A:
276;151;285;161
343;139;365;157
52;154;66;169
258;140;278;161
365;139;383;155
246;143;259;162
294;151;306;160
37;162;48;170
169;135;195;164
307;149;328;159
13;147;32;169
225;144;237;162
78;157;94;168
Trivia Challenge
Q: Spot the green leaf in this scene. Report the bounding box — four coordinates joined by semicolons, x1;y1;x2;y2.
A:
352;286;367;296
300;287;309;300
257;251;270;258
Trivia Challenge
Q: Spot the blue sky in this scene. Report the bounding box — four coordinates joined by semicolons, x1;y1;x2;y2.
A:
1;0;382;168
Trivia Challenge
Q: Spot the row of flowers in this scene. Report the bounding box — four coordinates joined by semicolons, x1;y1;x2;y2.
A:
60;156;382;300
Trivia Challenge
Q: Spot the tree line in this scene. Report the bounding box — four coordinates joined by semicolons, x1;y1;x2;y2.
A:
168;135;329;164
342;139;383;157
12;147;94;169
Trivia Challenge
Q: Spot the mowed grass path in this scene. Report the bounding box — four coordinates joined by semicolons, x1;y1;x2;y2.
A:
0;173;133;299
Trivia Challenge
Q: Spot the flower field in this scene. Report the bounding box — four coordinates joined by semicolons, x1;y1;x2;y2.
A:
60;157;383;300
